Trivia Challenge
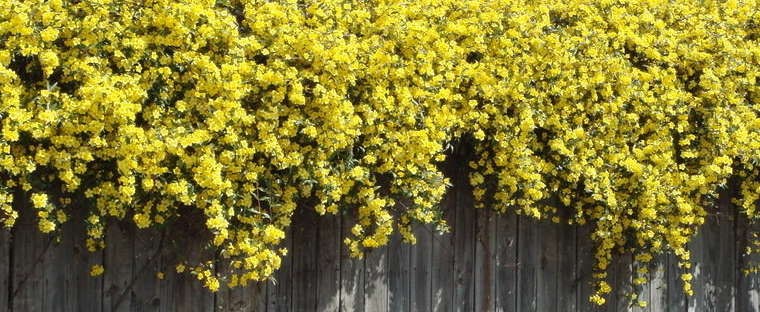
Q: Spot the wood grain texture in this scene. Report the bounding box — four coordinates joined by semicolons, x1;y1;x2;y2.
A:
474;207;495;312
517;216;538;312
340;210;365;312
1;182;756;312
11;206;48;312
452;165;475;312
648;254;668;312
410;224;432;312
316;213;341;312
364;244;388;312
576;225;605;312
291;206;319;311
0;227;8;312
557;220;577;312
494;211;517;312
267;218;292;312
537;219;558;312
102;221;133;312
736;212;759;312
432;177;455;312
689;205;736;312
387;229;410;311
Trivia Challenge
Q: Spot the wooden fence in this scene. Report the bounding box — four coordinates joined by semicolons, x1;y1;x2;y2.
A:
0;161;758;312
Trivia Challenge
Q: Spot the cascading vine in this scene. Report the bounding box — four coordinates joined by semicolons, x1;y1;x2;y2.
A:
0;0;758;305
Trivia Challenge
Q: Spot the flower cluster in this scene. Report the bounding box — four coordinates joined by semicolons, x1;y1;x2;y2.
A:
0;0;758;304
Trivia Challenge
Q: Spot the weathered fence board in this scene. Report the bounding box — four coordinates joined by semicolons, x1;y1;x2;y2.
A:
431;182;455;312
291;206;319;311
452;167;475;312
0;225;7;312
316;211;341;312
339;211;364;312
410;224;432;312
1;185;758;312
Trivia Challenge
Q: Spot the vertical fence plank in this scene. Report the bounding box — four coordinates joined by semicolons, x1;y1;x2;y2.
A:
157;243;177;312
517;216;538;312
317;213;341;311
494;210;517;312
267;220;292;312
648;254;668;312
557;220;577;312
223;282;267;312
43;229;69;312
291;207;319;311
736;212;759;312
364;244;388;312
576;225;604;312
11;206;48;312
410;224;432;312
102;221;134;312
453;167;475;311
340;211;365;312
0;227;8;312
474;207;496;312
44;207;103;312
688;206;736;312
387;229;410;311
130;228;164;312
631;260;650;312
432;174;455;312
667;252;687;312
171;267;215;312
537;219;558;312
614;253;633;312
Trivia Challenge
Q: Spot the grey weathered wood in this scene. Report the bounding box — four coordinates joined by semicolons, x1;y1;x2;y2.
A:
0;227;8;312
171;266;215;312
316;213;341;311
410;224;432;312
43;228;67;312
130;228;163;312
494;210;518;312
736;213;759;312
735;211;760;312
291;207;319;311
557;220;577;312
73;213;104;312
474;207;495;312
648;254;668;312
517;216;538;312
43;209;103;312
667;252;688;312
157;244;176;312
267;219;293;312
102;221;133;312
11;207;47;312
453;166;475;311
222;282;267;312
432;178;455;312
387;229;410;311
631;258;650;312
364;244;388;312
2;179;758;312
537;218;558;312
576;225;604;312
340;211;365;312
688;206;736;312
614;253;633;312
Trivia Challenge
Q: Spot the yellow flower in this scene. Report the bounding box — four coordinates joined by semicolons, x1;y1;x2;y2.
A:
31;193;48;209
90;265;104;277
40;27;59;42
